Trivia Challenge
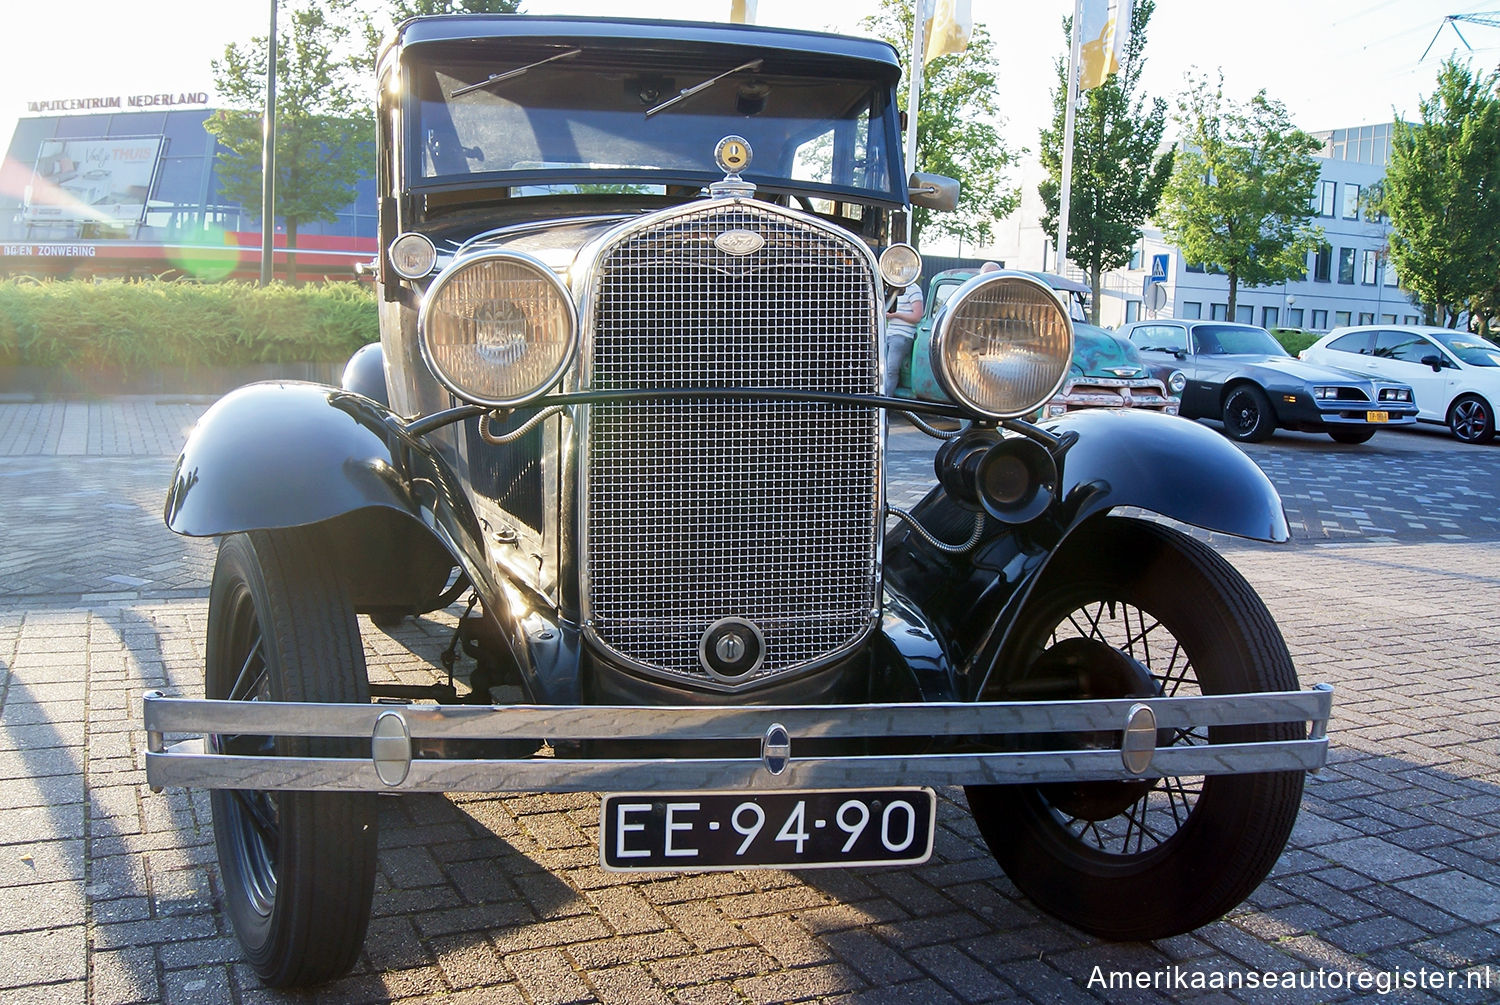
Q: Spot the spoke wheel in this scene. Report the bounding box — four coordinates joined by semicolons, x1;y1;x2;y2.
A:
206;530;377;987
966;517;1304;941
1220;384;1274;442
1448;394;1495;444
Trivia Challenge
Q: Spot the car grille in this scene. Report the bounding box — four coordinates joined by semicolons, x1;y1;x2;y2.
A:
582;203;881;689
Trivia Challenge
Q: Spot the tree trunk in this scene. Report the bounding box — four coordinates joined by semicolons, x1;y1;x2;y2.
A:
1226;272;1239;320
1089;267;1102;325
285;218;299;285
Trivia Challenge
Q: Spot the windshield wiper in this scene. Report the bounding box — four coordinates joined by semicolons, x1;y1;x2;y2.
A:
450;48;582;98
644;59;763;118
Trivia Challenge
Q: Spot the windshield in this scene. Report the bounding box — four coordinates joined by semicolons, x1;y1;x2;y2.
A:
1193;325;1290;357
1430;330;1500;367
409;46;900;201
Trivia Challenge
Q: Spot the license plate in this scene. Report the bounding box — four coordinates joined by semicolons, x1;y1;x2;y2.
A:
1367;411;1389;422
600;788;936;871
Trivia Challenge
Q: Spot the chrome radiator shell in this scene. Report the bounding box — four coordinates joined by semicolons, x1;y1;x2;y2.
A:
577;200;884;691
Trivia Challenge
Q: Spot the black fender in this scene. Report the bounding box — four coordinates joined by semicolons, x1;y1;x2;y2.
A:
1044;408;1289;542
164;382;484;623
341;342;390;408
885;408;1288;700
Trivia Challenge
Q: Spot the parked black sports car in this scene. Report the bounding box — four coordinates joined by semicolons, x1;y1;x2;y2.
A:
1119;319;1419;443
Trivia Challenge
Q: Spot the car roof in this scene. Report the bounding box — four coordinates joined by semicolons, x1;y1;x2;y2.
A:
389;15;901;79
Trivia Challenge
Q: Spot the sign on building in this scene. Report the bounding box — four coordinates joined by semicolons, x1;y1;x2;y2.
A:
22;136;163;225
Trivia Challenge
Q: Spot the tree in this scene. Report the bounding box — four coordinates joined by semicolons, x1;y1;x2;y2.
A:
1157;75;1322;318
1039;0;1173;323
1381;60;1500;329
861;0;1018;248
207;0;371;283
365;0;523;69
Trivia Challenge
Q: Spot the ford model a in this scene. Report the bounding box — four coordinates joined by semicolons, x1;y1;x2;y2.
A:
144;16;1331;987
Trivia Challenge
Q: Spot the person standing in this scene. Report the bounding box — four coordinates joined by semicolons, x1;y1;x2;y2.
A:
884;283;924;396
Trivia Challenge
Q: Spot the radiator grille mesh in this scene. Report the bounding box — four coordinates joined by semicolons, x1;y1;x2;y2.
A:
584;205;881;687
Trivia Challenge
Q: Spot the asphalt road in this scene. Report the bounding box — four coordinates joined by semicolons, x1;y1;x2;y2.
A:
2;399;1497;1005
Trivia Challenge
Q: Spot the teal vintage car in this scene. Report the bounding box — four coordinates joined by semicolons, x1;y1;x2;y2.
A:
899;268;1184;417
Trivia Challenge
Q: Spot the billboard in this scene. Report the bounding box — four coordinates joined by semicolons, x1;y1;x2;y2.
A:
23;136;163;224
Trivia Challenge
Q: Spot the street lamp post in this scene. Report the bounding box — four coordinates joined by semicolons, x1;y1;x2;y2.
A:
259;0;278;286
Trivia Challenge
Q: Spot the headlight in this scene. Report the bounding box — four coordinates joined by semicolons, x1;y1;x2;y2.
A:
417;251;578;407
879;244;922;287
930;273;1073;418
1167;370;1187;395
388;231;437;279
1379;387;1411;402
1313;386;1336;399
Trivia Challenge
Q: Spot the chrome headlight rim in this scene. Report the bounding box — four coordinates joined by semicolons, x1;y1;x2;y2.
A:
879;243;923;288
417;249;579;409
931;272;1074;419
388;231;438;280
1167;369;1188;395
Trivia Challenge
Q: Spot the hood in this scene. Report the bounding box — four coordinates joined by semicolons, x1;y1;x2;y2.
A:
1071;325;1146;378
448;215;635;275
1236;355;1386;385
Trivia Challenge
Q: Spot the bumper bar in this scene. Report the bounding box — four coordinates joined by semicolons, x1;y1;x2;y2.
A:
143;685;1332;794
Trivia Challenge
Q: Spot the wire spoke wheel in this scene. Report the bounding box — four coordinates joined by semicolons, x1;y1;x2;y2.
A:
965;517;1305;941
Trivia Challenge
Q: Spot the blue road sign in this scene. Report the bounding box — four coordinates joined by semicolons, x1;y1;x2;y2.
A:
1150;254;1169;284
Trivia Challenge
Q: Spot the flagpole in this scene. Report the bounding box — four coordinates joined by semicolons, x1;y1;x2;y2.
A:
1056;0;1083;274
904;0;931;245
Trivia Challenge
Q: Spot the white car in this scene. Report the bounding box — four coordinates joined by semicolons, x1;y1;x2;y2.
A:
1301;325;1500;444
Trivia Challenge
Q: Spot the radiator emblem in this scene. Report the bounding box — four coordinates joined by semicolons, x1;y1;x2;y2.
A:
714;229;764;256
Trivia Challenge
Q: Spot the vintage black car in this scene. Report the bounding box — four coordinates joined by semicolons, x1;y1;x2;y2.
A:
143;15;1331;987
1119;319;1419;444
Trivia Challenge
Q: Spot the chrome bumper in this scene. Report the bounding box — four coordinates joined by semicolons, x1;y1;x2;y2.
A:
142;685;1332;794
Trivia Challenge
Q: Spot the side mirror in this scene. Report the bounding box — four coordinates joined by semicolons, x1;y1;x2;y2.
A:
909;172;959;211
1174;349;1188;360
1421;354;1444;372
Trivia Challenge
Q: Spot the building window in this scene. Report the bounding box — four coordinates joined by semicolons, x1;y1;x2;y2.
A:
1381;314;1397;324
1383;264;1399;287
1185;262;1205;273
1287;308;1304;327
1313;244;1332;282
1235;304;1254;324
1128;244;1144;270
1338;248;1356;284
1361;250;1379;285
1404;315;1419;325
1317;180;1336;217
1358;312;1374;325
1124;300;1140;323
1210;303;1228;320
1335;310;1352;327
1312;309;1328;329
1342;183;1361;220
1263;306;1279;328
1182;301;1202;319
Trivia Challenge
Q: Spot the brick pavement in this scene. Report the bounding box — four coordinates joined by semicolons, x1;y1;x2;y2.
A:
0;399;1497;1005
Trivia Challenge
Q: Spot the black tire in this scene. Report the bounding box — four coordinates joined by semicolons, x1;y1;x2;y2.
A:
1448;394;1495;444
206;529;377;987
965;517;1304;941
1328;428;1376;444
1220;384;1275;442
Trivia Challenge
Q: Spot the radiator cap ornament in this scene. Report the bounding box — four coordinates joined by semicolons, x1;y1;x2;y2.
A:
710;135;756;198
699;616;765;682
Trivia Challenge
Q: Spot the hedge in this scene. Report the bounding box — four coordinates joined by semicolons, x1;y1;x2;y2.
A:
0;278;379;374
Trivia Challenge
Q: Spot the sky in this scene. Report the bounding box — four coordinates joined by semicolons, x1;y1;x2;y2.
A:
1;0;1496;177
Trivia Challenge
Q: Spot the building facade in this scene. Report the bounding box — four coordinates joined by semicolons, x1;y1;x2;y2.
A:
0;105;376;281
991;122;1423;330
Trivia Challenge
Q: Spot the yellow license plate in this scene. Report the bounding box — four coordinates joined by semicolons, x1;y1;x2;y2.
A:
1367;411;1389;422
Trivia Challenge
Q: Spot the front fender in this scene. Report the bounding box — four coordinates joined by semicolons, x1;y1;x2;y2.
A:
1044;408;1289;542
165;381;423;537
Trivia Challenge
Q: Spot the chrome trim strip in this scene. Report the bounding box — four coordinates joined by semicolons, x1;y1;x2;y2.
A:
146;737;1329;793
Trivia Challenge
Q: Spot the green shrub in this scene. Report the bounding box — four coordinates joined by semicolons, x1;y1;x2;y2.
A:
1270;329;1319;356
0;278;379;374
